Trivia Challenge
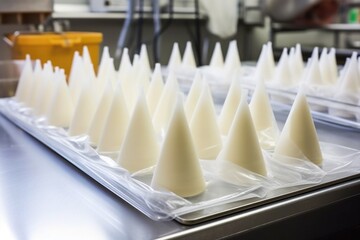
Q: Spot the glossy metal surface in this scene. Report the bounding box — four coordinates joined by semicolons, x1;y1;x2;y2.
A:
0;110;359;239
0;115;182;239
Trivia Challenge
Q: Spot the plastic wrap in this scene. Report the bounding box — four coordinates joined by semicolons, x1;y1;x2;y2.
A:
1;98;360;222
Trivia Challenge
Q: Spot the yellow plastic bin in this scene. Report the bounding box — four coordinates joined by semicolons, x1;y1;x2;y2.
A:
4;32;103;77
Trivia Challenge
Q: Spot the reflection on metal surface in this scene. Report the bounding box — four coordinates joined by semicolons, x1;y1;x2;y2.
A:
0;115;180;239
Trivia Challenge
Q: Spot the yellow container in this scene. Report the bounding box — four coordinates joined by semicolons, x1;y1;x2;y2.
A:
5;32;103;77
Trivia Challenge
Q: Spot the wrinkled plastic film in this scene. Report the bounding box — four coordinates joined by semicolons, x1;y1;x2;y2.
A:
1;98;360;222
0;99;267;221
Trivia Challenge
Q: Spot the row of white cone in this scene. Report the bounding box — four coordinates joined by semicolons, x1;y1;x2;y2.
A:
195;40;359;112
168;40;242;74
14;44;323;198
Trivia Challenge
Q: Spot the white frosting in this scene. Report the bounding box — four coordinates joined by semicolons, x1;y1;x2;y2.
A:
209;42;224;68
88;79;114;146
220;93;267;176
97;84;129;153
190;81;222;159
274;92;323;166
168;42;182;70
152;72;180;136
182;41;197;69
117;91;159;173
184;71;203;121
151;95;205;197
218;77;242;135
146;63;164;116
46;69;74;128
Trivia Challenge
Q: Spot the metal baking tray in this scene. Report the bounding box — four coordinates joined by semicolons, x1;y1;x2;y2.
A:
0;98;359;225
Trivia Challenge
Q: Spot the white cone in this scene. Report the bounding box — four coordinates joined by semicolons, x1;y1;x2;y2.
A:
319;47;334;85
338;52;360;95
291;43;304;81
146;63;164;116
274;92;323;166
190;82;222;159
117;90;159;173
118;48;132;81
68;76;99;136
15;55;33;103
182;41;197;69
140;44;151;76
87;79;114;146
304;47;327;86
82;45;94;74
265;42;275;79
255;44;269;80
152;72;180;136
224;40;241;73
218;76;242;135
46;69;74;128
327;48;338;84
151;95;205;197
68;51;80;92
121;60;138;112
97;46;111;79
184;70;203;121
68;56;87;104
136;65;151;92
34;61;55;116
97;56;115;91
209;42;224;68
25;59;43;108
273;48;294;87
168;42;182;70
220;92;267;176
289;46;304;84
97;84;129;153
249;78;279;148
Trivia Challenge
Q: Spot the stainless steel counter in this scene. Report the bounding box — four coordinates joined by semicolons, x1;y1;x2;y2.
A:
1;111;360;239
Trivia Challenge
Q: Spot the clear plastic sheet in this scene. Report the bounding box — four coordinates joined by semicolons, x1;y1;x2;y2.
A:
0;99;266;221
1;98;360;222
